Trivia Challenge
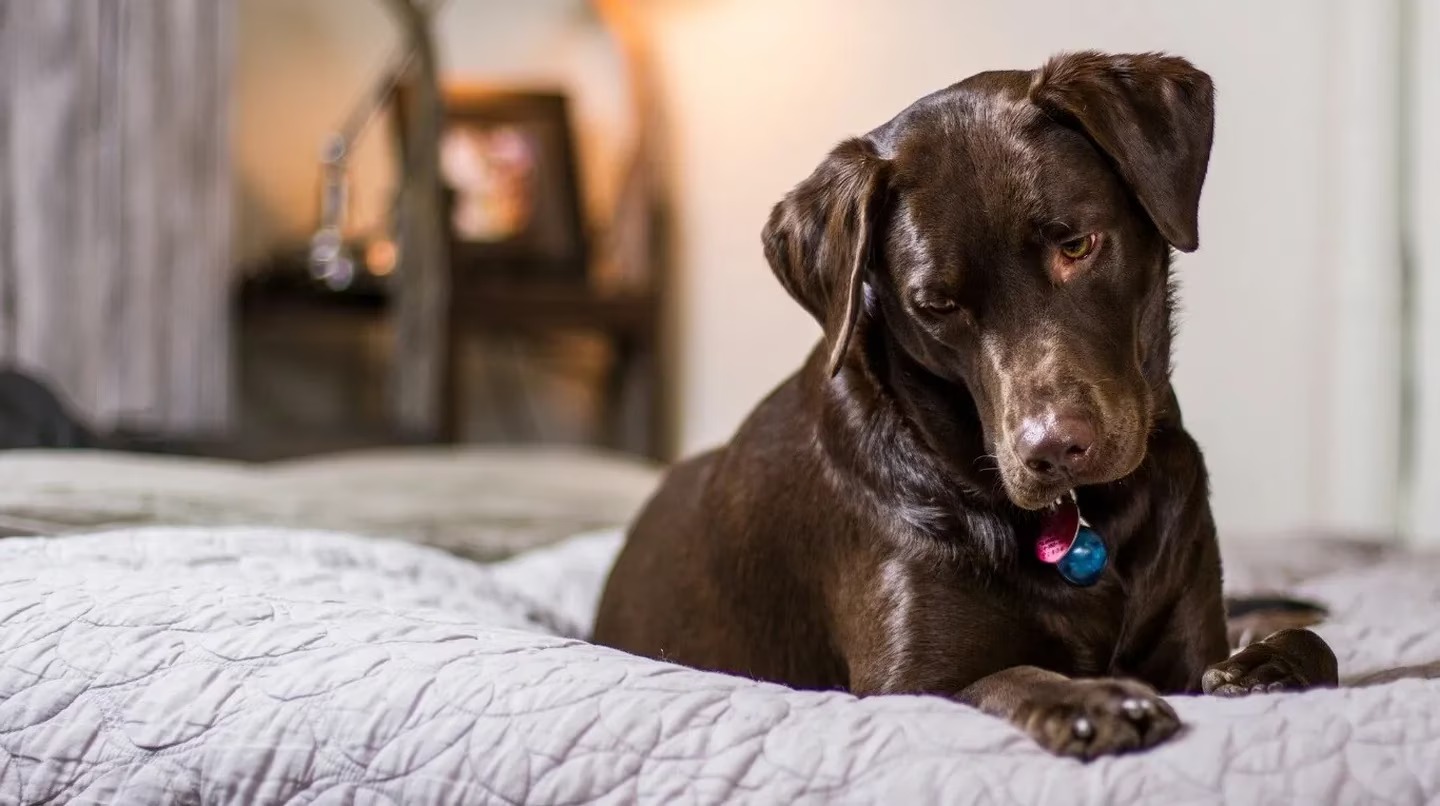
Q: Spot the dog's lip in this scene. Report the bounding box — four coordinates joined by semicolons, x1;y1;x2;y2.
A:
1005;479;1075;511
1037;490;1077;518
1008;489;1066;511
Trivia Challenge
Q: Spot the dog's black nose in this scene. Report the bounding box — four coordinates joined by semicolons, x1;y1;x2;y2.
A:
1017;414;1096;478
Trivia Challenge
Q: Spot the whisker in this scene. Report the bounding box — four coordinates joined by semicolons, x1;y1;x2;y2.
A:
973;453;1003;477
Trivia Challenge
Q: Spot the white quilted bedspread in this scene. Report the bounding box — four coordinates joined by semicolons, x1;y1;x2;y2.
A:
2;527;1439;805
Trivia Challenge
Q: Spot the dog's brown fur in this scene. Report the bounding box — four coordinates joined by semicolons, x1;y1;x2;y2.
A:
594;52;1338;759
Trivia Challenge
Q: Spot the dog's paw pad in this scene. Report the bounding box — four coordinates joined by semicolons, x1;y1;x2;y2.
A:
1023;680;1181;760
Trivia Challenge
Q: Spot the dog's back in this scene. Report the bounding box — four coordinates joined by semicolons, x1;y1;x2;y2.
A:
595;362;850;688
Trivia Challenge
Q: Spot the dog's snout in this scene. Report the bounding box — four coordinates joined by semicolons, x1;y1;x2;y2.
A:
1017;413;1096;478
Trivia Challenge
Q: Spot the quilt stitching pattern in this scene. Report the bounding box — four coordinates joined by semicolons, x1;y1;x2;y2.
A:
1;527;1437;804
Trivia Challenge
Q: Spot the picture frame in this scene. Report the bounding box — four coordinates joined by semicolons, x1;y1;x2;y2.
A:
423;86;590;282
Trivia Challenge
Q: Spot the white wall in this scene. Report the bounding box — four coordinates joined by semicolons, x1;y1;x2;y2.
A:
645;0;1402;539
1408;0;1440;543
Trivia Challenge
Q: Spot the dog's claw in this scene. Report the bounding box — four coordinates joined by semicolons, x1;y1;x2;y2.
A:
1121;697;1150;720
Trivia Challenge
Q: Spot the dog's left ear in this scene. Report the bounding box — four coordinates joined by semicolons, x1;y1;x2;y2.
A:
763;138;888;377
1030;51;1215;252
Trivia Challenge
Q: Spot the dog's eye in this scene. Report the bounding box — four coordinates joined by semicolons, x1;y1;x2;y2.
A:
1058;234;1098;260
916;297;958;313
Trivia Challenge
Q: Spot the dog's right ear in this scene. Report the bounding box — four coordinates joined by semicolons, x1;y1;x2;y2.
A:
762;138;887;377
1029;51;1214;252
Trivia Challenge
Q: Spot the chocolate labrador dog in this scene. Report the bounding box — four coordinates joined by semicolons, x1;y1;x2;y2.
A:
594;51;1339;759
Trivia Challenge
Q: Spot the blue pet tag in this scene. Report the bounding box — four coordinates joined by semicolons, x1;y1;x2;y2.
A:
1057;525;1108;587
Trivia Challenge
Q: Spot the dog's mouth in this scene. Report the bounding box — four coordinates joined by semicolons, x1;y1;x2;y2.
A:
1035;492;1081;563
1000;465;1084;511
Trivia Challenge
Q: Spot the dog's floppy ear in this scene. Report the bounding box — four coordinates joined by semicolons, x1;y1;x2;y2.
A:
1029;51;1214;252
763;138;887;377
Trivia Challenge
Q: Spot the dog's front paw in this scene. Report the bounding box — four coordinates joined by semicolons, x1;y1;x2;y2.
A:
1018;679;1181;760
1203;628;1338;696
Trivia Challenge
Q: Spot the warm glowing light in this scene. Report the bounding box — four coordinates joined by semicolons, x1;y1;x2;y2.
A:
366;239;397;276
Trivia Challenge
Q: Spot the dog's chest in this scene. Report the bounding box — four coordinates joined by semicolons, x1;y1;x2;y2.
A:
1029;579;1131;676
880;542;1134;679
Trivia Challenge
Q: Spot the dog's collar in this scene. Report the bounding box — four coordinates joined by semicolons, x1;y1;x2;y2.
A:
1036;492;1108;586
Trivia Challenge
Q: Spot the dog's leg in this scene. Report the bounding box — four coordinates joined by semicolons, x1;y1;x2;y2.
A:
1113;431;1339;697
959;666;1181;760
1224;596;1328;650
1202;627;1339;695
840;588;1185;759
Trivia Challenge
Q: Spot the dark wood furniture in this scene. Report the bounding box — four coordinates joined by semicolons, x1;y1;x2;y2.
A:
236;269;668;461
439;279;666;460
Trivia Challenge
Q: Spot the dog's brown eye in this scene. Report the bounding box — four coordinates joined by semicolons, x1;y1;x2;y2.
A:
1058;234;1098;260
917;298;958;313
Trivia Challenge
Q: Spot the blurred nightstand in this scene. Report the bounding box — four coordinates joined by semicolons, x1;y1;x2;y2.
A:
236;265;668;461
440;279;666;460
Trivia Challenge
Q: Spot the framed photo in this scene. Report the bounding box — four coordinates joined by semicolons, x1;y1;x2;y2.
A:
432;87;589;282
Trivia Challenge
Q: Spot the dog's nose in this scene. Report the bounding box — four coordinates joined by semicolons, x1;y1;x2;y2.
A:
1017;414;1096;478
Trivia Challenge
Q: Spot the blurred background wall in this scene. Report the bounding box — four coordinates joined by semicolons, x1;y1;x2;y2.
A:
1410;0;1440;543
233;0;1434;541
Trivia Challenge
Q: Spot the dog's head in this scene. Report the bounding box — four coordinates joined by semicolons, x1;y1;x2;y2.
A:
763;52;1214;509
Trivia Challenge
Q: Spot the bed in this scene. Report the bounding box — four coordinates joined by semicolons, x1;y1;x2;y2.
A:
0;448;1436;804
0;447;660;560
